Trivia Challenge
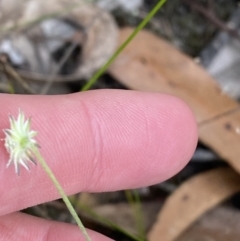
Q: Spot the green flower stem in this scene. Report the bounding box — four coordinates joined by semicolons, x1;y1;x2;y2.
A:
81;0;167;91
125;190;145;240
32;147;91;241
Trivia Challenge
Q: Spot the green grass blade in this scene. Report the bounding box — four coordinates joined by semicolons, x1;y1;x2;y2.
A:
125;190;145;240
81;0;168;91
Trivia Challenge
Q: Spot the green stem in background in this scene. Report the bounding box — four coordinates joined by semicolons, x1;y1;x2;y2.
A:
81;0;167;91
125;190;145;240
33;148;91;241
69;197;143;241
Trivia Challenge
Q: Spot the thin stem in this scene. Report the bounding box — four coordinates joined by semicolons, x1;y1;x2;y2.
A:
72;200;143;241
125;190;145;240
81;0;167;91
32;147;91;241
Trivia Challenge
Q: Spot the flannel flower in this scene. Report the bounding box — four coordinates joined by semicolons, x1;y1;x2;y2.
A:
3;110;39;175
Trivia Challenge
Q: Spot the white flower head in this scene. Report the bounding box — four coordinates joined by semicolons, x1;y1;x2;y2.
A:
3;110;40;175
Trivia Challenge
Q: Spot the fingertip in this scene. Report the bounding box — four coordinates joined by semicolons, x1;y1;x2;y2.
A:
157;94;198;178
123;92;198;186
0;90;198;215
81;90;198;187
0;212;114;241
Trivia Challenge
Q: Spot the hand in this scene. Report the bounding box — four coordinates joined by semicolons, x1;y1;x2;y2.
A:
0;89;197;240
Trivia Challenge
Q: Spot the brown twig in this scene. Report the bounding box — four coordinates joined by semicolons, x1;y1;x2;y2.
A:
4;9;105;86
40;42;78;94
182;0;240;40
40;29;86;94
16;69;82;82
0;55;37;94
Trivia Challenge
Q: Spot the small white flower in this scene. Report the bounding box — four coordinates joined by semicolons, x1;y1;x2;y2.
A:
3;110;40;175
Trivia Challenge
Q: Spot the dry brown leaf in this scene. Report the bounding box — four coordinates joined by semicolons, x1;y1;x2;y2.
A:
178;206;240;241
109;28;239;123
108;28;240;241
1;0;118;80
109;27;240;173
199;111;240;168
147;168;240;241
90;200;161;236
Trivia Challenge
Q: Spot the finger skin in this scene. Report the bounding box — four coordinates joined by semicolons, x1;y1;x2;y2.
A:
0;90;197;216
0;212;113;241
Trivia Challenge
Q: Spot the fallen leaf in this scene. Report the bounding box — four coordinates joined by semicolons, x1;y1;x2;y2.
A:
178;205;240;241
148;168;240;241
109;28;239;123
109;28;240;241
109;27;240;173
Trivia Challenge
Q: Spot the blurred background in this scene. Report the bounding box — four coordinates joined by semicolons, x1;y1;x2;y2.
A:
1;0;240;240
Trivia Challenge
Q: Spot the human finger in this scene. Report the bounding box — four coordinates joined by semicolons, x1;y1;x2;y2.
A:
0;90;197;216
0;212;114;241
